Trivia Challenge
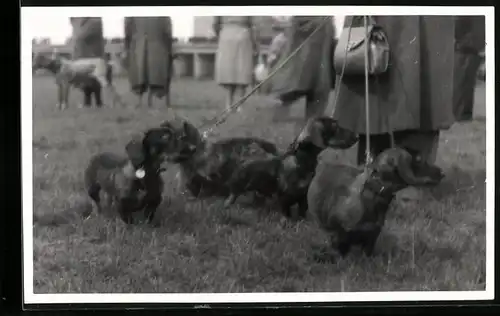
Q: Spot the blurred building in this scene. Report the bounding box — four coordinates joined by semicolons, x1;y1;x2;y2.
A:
192;16;284;44
193;16;214;38
32;17;283;79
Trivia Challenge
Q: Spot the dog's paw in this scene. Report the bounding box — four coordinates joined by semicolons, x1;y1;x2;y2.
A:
310;245;338;263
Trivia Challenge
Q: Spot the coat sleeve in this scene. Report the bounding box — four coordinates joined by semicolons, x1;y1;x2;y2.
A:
124;17;134;52
164;17;173;38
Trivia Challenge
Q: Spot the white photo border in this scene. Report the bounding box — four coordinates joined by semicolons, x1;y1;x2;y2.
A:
22;5;495;305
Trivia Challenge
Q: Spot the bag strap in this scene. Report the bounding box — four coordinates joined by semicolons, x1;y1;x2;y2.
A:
331;16;377;168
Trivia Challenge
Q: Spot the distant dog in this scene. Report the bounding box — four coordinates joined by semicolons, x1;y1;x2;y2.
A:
159;118;280;199
307;147;444;258
224;117;359;219
32;53;123;110
84;127;181;224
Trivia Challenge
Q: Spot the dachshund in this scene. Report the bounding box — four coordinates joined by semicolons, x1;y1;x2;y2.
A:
223;117;359;220
84;127;181;224
159;118;280;199
307;147;444;259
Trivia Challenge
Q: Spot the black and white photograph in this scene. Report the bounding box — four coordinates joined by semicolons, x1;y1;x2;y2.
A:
21;5;494;305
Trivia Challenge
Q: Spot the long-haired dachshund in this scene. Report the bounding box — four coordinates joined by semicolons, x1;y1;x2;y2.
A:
307;147;444;259
159;118;280;199
224;117;359;220
84;127;181;224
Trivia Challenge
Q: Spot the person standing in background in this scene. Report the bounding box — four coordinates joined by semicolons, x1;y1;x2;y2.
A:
453;15;486;122
124;16;174;108
270;16;334;122
259;21;287;95
333;16;457;177
213;16;257;111
267;22;287;71
70;17;107;108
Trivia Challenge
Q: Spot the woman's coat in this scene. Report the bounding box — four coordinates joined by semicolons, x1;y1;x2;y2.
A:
70;17;105;59
124;17;173;96
333;16;457;134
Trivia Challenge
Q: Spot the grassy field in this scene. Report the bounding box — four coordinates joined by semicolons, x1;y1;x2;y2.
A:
31;76;487;293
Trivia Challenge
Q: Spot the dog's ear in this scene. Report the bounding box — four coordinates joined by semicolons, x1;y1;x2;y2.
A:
142;129;170;157
125;137;145;168
297;119;326;149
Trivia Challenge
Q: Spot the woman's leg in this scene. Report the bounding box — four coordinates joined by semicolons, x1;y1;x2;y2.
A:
165;74;172;108
133;85;145;108
235;84;248;111
147;90;153;108
224;84;236;110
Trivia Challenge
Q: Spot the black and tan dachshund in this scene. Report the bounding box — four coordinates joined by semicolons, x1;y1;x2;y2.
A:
159;118;281;199
84;127;182;224
223;117;359;220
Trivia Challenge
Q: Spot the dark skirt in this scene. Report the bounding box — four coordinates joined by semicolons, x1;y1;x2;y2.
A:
452;52;482;121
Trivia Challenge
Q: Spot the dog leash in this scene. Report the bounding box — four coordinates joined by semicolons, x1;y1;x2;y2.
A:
362;16;373;168
287;16;358;156
333;16;374;168
332;16;423;166
199;17;332;140
327;16;379;170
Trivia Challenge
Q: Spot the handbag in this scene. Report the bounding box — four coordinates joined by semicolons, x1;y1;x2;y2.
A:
254;54;269;83
333;16;390;76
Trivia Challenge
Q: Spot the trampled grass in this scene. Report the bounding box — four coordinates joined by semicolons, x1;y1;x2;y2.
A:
31;76;487;293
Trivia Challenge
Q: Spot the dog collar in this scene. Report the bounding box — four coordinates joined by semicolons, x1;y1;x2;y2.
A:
135;168;146;179
364;176;393;199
